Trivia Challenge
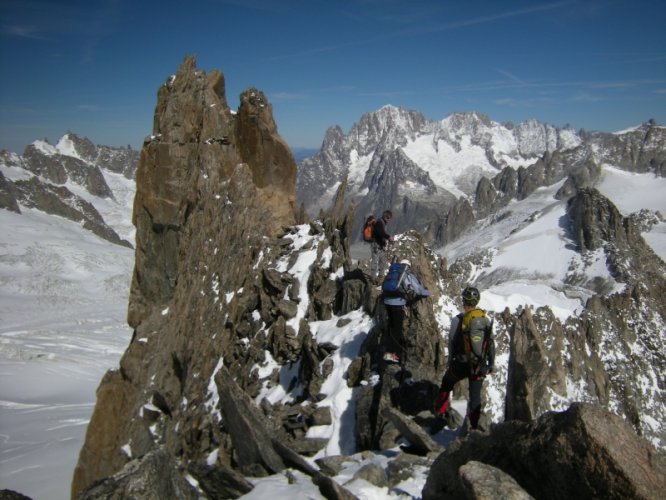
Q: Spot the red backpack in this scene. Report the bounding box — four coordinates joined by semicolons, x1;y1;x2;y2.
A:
362;217;375;242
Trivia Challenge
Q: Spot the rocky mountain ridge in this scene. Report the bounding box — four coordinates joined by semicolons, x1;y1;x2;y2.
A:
66;57;665;500
0;134;139;247
297;106;665;247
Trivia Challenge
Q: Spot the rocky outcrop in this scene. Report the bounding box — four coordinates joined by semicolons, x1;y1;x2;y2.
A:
22;143;113;198
459;461;535;500
568;187;628;253
433;198;475;247
63;133;139;179
72;55;301;497
10;175;131;247
0;170;20;213
582;119;666;174
0;489;32;500
422;403;666;500
76;449;198;500
127;56;296;328
567;187;666;295
505;308;567;422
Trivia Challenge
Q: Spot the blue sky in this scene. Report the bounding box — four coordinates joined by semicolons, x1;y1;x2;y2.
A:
1;0;665;154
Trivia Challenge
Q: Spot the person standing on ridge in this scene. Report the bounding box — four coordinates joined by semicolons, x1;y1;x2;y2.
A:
381;259;431;365
371;210;394;282
434;286;495;430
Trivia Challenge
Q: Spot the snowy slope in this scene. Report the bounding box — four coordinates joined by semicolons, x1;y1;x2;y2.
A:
0;163;135;499
440;165;666;320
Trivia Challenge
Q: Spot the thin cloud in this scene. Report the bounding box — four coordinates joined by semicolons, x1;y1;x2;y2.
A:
496;70;528;86
308;85;356;93
215;0;291;13
437;1;574;30
571;93;603;102
442;77;666;94
78;104;100;111
267;38;379;60
270;92;308;102
494;96;555;108
270;85;356;102
269;1;574;61
1;25;50;40
79;0;124;64
359;90;417;98
2;0;124;63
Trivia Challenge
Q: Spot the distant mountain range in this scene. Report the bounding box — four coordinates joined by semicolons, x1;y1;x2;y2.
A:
0;133;138;246
296;106;665;246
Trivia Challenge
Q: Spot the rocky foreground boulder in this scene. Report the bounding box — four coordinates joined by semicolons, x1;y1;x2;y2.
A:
423;403;666;500
70;57;665;500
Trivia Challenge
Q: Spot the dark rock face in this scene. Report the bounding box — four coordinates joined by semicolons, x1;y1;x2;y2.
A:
0;171;21;213
10;176;132;247
236;88;297;195
72;55;302;497
459;461;534;500
505;308;567;422
423;403;666;500
582;119;666;174
127;56;296;328
22;143;114;198
75;449;198;500
568;187;628;253
65;133;139;179
433;197;475;247
0;489;33;500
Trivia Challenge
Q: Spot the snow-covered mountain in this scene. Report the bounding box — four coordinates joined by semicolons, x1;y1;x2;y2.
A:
1;133;138;247
297;106;665;247
0;135;137;500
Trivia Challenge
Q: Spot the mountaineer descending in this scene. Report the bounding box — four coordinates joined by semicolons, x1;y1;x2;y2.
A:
434;286;495;430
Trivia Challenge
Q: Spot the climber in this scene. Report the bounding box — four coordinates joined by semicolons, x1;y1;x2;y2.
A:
434;286;495;430
381;259;431;365
370;210;394;282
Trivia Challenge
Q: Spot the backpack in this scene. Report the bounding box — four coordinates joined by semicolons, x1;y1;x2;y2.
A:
362;217;375;242
460;308;494;374
382;262;408;297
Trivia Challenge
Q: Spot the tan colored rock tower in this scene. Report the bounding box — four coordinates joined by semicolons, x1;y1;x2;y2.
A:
71;55;297;497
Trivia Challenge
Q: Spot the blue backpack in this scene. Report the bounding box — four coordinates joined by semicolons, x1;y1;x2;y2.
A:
382;262;408;297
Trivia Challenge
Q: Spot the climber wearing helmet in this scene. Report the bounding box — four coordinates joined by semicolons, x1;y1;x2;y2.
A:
434;286;495;430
